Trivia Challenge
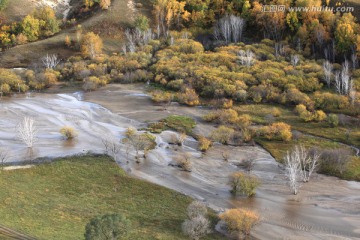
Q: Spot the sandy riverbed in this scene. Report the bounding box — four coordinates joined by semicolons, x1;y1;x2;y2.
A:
0;84;359;239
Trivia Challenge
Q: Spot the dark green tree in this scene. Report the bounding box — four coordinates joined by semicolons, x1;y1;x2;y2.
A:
84;214;131;240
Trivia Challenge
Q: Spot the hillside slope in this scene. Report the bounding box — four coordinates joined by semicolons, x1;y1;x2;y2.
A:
0;0;151;67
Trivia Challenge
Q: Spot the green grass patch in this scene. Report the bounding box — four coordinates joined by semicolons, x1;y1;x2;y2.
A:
343;157;360;181
256;136;345;162
256;136;360;181
148;115;196;134
0;155;221;240
235;104;360;147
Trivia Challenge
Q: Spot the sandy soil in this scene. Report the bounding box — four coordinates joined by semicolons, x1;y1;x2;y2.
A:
0;84;359;239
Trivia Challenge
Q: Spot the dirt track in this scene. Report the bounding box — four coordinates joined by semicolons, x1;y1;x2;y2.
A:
0;224;36;240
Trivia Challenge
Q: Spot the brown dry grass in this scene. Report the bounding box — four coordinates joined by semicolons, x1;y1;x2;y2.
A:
0;0;152;67
0;0;37;23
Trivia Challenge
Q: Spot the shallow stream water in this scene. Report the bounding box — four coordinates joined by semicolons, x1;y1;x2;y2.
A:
0;92;359;239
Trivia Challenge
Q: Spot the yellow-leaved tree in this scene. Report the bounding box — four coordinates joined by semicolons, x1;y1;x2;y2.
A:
80;32;103;59
335;13;358;54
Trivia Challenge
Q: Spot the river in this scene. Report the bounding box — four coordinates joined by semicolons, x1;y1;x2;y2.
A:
0;86;359;239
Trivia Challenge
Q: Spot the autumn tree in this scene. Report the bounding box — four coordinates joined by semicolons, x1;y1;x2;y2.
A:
33;6;60;37
134;15;150;31
81;32;103;59
99;0;111;9
260;122;292;142
220;208;259;236
21;15;41;41
0;68;28;93
230;172;260;197
84;0;111;9
65;35;71;47
295;0;322;24
153;0;190;35
335;13;358;54
286;12;300;32
251;1;287;41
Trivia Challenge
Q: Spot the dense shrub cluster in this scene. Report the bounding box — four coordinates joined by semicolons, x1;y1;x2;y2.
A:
0;6;60;49
259;122;292;142
0;68;29;94
152;38;360;114
295;104;327;122
154;0;360;59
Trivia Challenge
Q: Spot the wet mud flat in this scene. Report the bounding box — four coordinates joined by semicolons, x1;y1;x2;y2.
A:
85;84;360;240
0;85;359;239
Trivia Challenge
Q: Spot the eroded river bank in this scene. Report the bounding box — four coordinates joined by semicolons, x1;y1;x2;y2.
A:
0;84;359;239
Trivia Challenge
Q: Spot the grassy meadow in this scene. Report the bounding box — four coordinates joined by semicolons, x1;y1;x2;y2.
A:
233;104;360;180
0;155;222;240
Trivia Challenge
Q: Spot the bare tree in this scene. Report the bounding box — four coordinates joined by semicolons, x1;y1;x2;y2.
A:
121;44;127;55
122;128;154;162
296;145;320;182
125;29;136;53
284;149;301;195
284;145;320;194
334;71;341;94
229;15;245;42
173;152;192;172
0;148;9;170
181;31;189;39
182;201;211;240
124;28;154;53
238;49;255;67
17;117;37;148
340;60;350;95
274;42;285;58
290;54;299;67
349;81;356;106
170;35;174;45
182;215;211;240
351;52;358;69
324;47;330;61
221;151;230;162
243;158;255;172
214;14;245;43
101;135;121;161
238;50;246;65
323;60;333;88
186;201;208;219
42;53;60;69
156;24;161;39
333;60;353;96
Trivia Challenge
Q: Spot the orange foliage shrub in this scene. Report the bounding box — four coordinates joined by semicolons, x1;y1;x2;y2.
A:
177;88;200;106
260;122;292;142
220;208;260;235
